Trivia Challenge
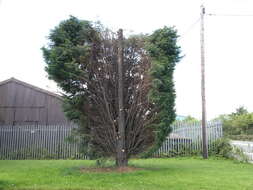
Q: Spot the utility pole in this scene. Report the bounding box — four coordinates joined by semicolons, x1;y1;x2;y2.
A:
116;29;127;166
200;5;208;159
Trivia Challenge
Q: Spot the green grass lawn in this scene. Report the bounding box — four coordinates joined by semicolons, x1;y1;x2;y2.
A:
0;158;253;190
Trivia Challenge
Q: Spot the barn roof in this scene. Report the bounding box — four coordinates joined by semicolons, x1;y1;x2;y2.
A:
0;78;62;100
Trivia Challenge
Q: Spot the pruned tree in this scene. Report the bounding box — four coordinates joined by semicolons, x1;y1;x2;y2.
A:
42;16;181;167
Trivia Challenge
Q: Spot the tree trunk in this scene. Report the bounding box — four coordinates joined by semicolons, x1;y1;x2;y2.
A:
116;29;128;167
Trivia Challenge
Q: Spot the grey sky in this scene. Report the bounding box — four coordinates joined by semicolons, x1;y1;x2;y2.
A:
0;0;252;119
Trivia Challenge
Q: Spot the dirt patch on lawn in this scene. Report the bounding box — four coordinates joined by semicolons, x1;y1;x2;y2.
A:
80;166;142;173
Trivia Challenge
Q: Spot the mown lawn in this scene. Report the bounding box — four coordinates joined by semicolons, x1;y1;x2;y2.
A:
0;158;253;190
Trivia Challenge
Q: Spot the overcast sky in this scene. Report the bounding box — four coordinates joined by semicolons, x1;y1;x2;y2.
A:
0;0;253;119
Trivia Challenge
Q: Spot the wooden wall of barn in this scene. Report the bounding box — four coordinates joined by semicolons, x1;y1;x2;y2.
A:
0;80;70;125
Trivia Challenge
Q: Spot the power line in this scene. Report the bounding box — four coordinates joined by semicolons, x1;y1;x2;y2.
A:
178;17;200;41
208;13;253;17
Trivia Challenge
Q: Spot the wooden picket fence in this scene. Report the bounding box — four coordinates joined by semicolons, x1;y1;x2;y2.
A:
155;121;223;157
0;125;86;160
0;121;223;160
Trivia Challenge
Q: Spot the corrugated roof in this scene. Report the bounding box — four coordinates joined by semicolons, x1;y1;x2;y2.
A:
0;77;62;100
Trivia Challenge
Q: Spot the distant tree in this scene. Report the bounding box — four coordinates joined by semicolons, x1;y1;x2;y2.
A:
231;106;248;116
211;114;227;122
181;115;199;123
215;107;253;138
42;16;181;166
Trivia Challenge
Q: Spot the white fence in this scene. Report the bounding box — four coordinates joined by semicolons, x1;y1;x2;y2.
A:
0;125;86;159
155;121;223;157
0;122;223;159
230;140;253;162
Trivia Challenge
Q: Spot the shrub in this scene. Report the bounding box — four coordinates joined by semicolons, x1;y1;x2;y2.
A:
209;138;233;159
209;138;249;163
227;134;253;141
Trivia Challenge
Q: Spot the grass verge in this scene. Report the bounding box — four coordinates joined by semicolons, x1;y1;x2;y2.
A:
0;157;253;190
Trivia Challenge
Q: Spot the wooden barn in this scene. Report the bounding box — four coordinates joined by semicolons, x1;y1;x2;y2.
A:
0;78;70;125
